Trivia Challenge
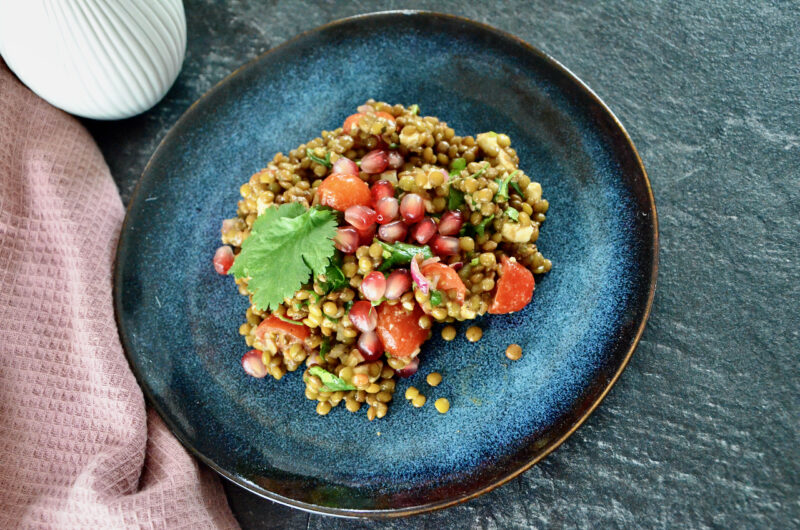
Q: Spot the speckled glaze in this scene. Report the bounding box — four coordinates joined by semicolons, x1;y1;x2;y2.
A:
115;12;657;518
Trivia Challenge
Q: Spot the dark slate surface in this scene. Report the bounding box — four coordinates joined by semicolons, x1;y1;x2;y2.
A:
84;1;799;527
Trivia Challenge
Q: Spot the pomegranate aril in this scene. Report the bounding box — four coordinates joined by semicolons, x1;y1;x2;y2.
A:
395;357;419;378
375;197;399;224
213;245;234;275
360;149;389;174
430;235;460;257
357;330;384;361
361;271;387;301
344;205;377;230
378;220;408;243
400;193;424;224
349;301;377;332
387;150;404;169
371;180;395;205
438;210;465;236
334;227;359;254
356;224;376;246
332;157;359;176
384;269;412;300
410;217;437;245
241;349;267;378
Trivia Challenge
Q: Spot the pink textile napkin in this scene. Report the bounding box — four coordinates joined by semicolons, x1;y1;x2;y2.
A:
0;63;238;528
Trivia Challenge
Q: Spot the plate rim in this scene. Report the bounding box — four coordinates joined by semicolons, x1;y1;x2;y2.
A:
114;10;659;519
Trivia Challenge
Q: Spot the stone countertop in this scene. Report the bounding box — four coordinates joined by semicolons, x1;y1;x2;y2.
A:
84;1;799;527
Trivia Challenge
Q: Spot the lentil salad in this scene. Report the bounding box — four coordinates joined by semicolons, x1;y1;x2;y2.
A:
213;101;551;420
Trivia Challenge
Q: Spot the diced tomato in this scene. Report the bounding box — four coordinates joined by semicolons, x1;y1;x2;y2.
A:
343;113;364;134
376;302;430;358
420;262;466;304
316;172;372;211
255;315;310;343
488;256;535;314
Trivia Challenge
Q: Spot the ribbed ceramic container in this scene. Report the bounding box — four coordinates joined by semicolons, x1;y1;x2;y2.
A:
0;0;186;120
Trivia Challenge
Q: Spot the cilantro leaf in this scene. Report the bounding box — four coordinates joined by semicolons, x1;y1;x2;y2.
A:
228;204;337;311
505;207;520;221
408;104;420;115
309;366;356;391
430;290;443;306
449;158;467;177
319;337;331;361
319;257;348;293
472;163;490;179
510;181;525;197
494;170;519;203
376;241;433;271
447;187;465;210
475;215;495;237
306;148;332;168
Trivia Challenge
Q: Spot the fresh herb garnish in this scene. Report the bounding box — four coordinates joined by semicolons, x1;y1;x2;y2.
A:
447;187;465;210
228;203;337;311
408;104;420;115
449;157;467;177
430;290;443;306
505;207;520;222
377;240;434;271
470;257;479;266
388;142;398;149
319;337;331;361
510;181;525;197
319;258;348;293
494;170;519;203
472;163;490;179
309;366;355;391
324;314;340;323
306;148;331;168
275;313;302;325
344;300;354;312
475;215;495;237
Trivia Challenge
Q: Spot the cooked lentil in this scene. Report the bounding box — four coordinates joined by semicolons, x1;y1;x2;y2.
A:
426;372;442;387
505;343;523;361
220;101;551;419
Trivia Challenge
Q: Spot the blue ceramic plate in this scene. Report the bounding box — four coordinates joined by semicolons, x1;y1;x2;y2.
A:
115;11;657;518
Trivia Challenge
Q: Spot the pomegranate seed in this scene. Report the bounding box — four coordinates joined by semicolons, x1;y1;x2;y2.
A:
371;180;395;205
360;149;389;174
361;271;387;301
349;301;377;332
384;269;412;300
357;330;384;361
378;220;408;243
332;157;359;176
213;245;234;275
241;349;267;378
438;210;465;236
430;235;460;257
334;227;359;254
387;150;404;169
395;357;419;378
375;197;399;224
410;217;437;244
400;193;424;224
356;223;376;245
344;205;377;230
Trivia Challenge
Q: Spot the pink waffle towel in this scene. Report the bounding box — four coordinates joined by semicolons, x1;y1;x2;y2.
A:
0;62;238;528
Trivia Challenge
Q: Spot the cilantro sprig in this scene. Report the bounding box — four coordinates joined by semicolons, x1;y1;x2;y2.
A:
377;240;434;271
494;170;519;203
228;203;337;311
306;148;332;168
309;366;355;392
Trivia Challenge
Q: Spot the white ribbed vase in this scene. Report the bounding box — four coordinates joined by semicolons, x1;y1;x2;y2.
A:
0;0;186;120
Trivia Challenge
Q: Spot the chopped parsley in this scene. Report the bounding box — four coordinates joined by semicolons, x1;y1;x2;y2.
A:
505;207;520;222
306;148;331;168
228;203;337;311
430;290;443;306
510;181;525;197
377;240;433;271
472;163;490;179
319;337;331;361
494;170;519;203
447;187;465;210
319;258;348;293
309;366;355;392
449;158;467;177
475;215;495;237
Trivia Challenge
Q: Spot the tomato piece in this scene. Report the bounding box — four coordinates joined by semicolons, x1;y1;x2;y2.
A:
255;315;310;343
420;262;466;304
316;172;372;211
488;256;535;314
376;302;430;358
343;113;364;134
